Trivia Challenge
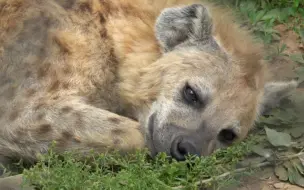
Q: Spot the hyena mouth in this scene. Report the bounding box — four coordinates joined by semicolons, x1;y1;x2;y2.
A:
147;113;157;156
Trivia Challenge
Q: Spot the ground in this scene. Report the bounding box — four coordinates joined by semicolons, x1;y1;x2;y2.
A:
0;0;304;189
228;2;304;189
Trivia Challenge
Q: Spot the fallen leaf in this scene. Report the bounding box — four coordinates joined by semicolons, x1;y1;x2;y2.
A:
287;164;297;184
273;182;285;189
261;8;281;21
290;54;304;65
292;167;304;187
275;165;289;181
260;167;275;180
238;157;266;167
251;145;273;158
259;116;281;125
290;126;304;139
265;127;292;147
292;159;304;175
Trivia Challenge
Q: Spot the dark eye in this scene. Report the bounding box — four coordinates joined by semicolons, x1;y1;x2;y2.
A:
183;84;199;104
218;129;237;144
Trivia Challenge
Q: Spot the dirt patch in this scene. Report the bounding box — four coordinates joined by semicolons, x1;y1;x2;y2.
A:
234;171;304;190
266;24;303;82
274;24;304;55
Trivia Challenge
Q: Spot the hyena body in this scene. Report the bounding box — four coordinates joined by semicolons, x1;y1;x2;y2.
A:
0;0;298;165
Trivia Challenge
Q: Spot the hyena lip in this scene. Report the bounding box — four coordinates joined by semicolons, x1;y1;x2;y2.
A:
147;113;157;156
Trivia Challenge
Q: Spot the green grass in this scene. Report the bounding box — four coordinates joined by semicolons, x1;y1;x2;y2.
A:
212;0;304;44
3;0;304;189
21;139;256;190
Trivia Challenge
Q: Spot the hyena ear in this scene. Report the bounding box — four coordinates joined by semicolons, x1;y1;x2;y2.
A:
155;4;213;52
259;80;298;115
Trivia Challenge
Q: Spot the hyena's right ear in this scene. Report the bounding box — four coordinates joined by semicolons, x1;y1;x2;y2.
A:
155;4;213;52
259;80;298;115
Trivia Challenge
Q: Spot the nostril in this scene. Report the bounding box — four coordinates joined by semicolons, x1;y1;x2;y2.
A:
218;128;237;144
170;136;198;161
178;140;197;155
177;142;187;155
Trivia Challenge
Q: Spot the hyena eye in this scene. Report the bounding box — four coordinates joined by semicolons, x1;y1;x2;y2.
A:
183;84;199;105
218;129;237;144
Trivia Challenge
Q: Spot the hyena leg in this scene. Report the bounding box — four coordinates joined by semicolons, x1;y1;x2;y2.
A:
0;96;145;162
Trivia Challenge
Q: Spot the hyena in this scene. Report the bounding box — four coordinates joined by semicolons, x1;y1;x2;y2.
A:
0;0;298;167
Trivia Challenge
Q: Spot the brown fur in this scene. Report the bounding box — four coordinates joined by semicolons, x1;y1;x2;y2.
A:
0;0;297;164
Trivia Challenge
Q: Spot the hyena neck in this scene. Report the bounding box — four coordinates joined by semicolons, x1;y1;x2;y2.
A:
106;6;165;120
117;57;164;120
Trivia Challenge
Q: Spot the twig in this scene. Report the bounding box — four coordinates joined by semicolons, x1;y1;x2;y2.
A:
172;152;304;189
277;151;304;160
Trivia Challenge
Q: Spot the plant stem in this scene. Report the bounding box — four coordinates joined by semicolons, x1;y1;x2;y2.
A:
172;152;304;189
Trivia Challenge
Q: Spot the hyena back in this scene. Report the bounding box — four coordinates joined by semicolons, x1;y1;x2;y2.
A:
0;0;297;166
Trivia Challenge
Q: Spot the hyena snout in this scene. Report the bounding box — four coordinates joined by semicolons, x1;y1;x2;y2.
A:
170;135;202;161
169;127;238;161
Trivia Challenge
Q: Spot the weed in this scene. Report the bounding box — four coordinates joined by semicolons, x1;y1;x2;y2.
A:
212;0;304;44
22;138;257;190
4;0;304;189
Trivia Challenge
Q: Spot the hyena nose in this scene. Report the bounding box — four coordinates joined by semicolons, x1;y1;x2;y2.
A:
170;136;200;161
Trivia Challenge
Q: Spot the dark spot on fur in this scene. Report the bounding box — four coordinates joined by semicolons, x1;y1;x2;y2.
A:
61;106;72;113
62;82;69;89
34;102;46;111
52;95;60;100
37;63;51;78
25;88;36;97
0;106;5;118
25;71;32;78
62;66;71;74
109;48;118;63
55;131;74;147
39;12;52;27
54;0;75;9
74;112;84;127
48;80;60;92
111;128;125;135
13;129;27;143
9;110;19;121
100;29;108;38
37;124;52;134
0;75;12;87
73;136;81;143
7;14;51;68
99;13;106;23
113;138;121;145
108;117;121;125
4;87;16;100
62;131;73;139
79;2;91;12
36;113;45;120
53;131;73;147
149;97;156;102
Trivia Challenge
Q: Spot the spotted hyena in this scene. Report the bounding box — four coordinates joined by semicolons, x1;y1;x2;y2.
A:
0;0;298;166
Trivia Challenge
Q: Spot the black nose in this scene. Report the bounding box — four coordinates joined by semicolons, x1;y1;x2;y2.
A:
170;136;200;161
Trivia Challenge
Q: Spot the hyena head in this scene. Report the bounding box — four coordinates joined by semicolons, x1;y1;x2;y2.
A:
144;4;298;161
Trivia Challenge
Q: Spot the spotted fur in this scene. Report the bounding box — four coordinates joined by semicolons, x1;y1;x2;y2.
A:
0;0;297;165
